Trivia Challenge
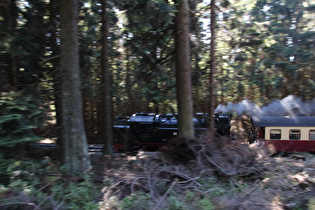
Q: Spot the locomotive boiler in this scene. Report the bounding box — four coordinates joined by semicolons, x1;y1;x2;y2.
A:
113;112;231;151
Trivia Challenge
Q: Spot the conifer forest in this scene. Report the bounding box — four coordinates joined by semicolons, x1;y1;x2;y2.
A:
1;0;315;209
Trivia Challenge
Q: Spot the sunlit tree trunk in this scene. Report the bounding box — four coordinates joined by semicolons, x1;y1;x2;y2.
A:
174;0;195;139
209;0;216;138
60;0;90;173
126;50;133;114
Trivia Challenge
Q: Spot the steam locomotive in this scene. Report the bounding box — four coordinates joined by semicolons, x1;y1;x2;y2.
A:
113;112;231;151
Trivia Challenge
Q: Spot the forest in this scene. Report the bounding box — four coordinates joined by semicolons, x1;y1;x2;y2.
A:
1;0;315;209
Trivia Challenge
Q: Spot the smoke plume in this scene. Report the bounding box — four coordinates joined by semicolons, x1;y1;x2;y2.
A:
215;95;315;116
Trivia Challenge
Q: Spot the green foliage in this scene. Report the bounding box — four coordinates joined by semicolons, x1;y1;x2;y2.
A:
59;181;100;210
0;92;44;149
120;192;152;210
2;0;315;148
308;197;315;210
0;154;13;185
168;190;215;210
0;159;101;209
168;195;188;210
114;0;178;112
196;197;215;210
119;187;216;210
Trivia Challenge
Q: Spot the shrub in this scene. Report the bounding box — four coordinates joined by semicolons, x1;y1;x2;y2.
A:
0;159;101;209
308;197;315;209
0;92;45;150
0;154;13;185
120;192;152;210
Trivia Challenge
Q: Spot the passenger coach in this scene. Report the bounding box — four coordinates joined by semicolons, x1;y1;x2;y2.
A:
251;116;315;152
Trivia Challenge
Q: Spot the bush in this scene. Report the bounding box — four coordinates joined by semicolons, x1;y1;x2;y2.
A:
120;192;152;210
0;92;45;151
118;185;216;210
308;197;315;209
0;159;101;209
167;191;215;210
0;154;13;185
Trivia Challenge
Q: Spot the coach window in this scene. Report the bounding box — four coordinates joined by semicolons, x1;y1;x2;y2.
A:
289;130;301;140
310;130;315;140
270;129;281;140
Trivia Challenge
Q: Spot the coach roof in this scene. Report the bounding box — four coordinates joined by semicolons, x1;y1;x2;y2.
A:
252;116;315;127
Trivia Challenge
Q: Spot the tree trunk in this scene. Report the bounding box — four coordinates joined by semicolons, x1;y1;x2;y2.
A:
126;51;133;115
174;0;195;139
50;0;63;159
2;0;18;89
100;0;113;155
209;0;216;138
60;0;90;173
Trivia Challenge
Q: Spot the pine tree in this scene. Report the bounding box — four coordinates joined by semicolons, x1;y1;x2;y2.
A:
60;0;90;173
174;0;195;139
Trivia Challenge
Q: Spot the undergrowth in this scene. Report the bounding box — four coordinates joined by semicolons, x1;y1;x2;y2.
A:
0;92;46;151
0;158;103;209
2;138;315;210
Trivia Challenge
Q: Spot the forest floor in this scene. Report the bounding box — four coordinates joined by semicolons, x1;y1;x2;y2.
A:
94;151;315;209
90;117;315;209
4;117;315;209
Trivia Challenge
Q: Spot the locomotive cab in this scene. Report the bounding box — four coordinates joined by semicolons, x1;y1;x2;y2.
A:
214;113;231;135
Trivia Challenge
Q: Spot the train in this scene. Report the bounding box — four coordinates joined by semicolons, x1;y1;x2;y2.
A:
113;112;231;151
250;116;315;152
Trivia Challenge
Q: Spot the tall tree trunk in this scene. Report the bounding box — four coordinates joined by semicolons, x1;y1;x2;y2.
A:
126;51;133;115
2;0;18;89
60;0;90;173
174;0;195;139
100;0;113;155
50;0;63;158
209;0;216;138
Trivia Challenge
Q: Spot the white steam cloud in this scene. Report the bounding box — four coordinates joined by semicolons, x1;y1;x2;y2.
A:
215;95;315;116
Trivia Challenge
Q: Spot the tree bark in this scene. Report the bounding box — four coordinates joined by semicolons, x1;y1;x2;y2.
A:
60;0;90;173
174;0;195;139
209;0;216;138
50;0;63;159
2;0;18;90
100;0;113;155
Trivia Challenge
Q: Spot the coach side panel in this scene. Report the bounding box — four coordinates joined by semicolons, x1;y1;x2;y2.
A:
265;127;315;140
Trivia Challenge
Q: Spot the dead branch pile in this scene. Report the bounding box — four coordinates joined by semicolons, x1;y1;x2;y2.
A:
160;134;265;177
101;133;268;209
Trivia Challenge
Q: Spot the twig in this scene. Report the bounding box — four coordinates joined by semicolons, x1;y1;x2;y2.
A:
103;180;125;202
147;174;158;201
153;180;177;210
241;185;261;199
54;196;65;210
203;187;222;194
175;171;202;186
35;193;52;210
39;55;60;66
131;177;141;194
130;177;151;194
39;180;54;191
0;202;37;208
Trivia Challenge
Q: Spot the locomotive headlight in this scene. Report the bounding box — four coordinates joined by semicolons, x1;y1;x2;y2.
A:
173;132;178;136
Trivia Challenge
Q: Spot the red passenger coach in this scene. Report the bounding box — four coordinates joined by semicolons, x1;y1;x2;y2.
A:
251;116;315;152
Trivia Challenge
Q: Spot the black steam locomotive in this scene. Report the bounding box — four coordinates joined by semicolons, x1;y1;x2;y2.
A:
113;112;231;151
